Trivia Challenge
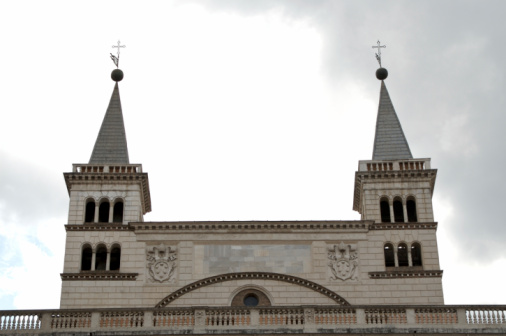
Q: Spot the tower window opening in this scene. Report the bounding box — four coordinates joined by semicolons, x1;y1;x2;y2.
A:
110;245;121;270
407;198;418;222
113;201;124;223
99;201;110;223
393;198;404;222
411;243;423;266
81;244;92;271
380;198;391;223
95;244;107;270
384;243;395;267
85;200;95;223
397;243;409;267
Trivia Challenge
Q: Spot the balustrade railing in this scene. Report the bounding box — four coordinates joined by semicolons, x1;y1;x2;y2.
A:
1;305;505;335
358;159;431;172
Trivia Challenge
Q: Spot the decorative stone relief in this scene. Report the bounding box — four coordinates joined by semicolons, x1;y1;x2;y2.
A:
195;310;205;326
327;242;359;281
304;308;315;324
146;244;177;283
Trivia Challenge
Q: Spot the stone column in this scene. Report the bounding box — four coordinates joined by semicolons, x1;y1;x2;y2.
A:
109;205;114;223
389;204;394;223
143;311;154;328
356;309;366;325
106;250;111;271
403;202;408;223
250;309;259;326
94;204;99;223
91;249;96;271
40;312;52;331
303;307;316;333
194;308;206;333
394;246;399;267
408;250;413;267
406;308;416;324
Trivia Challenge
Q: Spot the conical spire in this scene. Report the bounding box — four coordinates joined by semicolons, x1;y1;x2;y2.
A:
89;82;130;164
372;81;413;160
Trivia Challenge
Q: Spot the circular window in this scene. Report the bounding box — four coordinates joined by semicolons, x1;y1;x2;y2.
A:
243;294;259;307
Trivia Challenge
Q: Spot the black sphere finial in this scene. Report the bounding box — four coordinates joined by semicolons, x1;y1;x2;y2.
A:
376;67;388;80
111;69;124;82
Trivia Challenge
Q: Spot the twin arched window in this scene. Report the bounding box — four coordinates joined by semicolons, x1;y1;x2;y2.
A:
383;242;422;268
84;199;124;224
380;196;418;223
81;243;121;271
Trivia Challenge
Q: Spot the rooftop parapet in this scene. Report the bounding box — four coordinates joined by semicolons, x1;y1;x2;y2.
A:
358;158;431;172
72;163;143;173
1;305;505;335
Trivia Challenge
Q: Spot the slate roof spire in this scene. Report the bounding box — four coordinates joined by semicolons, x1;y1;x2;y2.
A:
372;68;413;160
89;69;130;164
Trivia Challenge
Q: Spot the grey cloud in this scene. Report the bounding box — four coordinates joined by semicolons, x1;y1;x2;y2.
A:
184;0;506;261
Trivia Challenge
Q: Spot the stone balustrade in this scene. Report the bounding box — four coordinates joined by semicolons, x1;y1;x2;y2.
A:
1;305;505;335
358;158;431;172
72;164;143;173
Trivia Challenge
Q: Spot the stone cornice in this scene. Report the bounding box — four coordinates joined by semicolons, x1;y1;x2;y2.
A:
370;222;438;230
60;272;138;281
65;224;132;231
63;171;152;214
353;168;438;212
368;270;443;279
65;221;436;233
130;220;373;233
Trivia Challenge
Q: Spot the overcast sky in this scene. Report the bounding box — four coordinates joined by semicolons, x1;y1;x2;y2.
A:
1;0;506;310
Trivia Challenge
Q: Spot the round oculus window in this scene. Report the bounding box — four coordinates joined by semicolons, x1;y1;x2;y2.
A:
243;294;259;307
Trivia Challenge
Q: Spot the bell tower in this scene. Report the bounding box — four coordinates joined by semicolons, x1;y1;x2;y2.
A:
353;67;437;224
64;69;151;226
60;57;152;307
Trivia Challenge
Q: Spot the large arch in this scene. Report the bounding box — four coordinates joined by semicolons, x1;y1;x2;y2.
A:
155;272;350;307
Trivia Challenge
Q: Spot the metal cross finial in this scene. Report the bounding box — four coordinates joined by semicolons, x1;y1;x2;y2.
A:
372;40;386;67
110;40;126;68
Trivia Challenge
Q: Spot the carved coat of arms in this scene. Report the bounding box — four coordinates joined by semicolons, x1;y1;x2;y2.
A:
146;244;177;283
327;242;358;281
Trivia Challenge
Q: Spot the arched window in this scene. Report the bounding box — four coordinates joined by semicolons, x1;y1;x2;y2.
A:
81;244;92;271
95;244;107;270
411;242;422;266
98;200;110;223
393;198;404;222
231;289;271;307
397;243;409;267
407;198;418;222
384;243;395;267
85;199;95;223
110;245;121;270
380;197;391;223
113;201;124;223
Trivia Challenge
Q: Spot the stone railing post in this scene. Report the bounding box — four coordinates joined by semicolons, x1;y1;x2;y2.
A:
406;308;416;324
456;307;468;326
40;311;52;331
356;308;366;325
90;311;101;329
250;309;259;326
194;308;206;333
144;310;153;328
303;307;316;333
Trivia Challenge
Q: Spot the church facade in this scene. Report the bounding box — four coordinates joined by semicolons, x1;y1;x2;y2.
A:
60;66;443;309
1;64;505;335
